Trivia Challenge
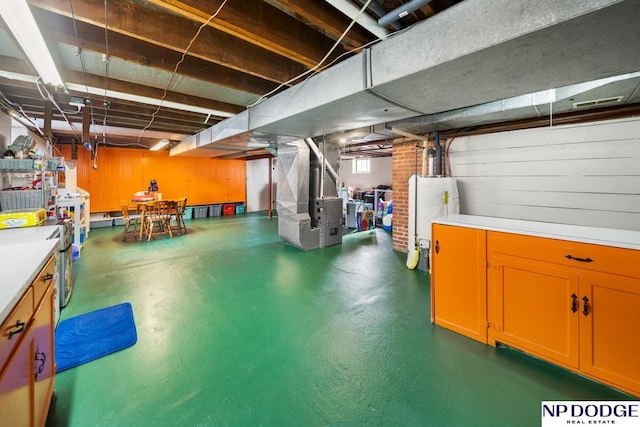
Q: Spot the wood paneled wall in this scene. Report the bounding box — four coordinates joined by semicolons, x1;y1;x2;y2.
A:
58;146;246;213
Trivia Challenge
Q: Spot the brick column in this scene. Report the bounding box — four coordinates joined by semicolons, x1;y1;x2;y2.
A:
391;139;441;252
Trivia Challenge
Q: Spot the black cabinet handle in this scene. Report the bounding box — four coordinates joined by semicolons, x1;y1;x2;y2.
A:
34;346;46;381
42;273;54;281
571;293;578;313
8;320;25;340
435;240;440;254
565;255;593;263
582;296;590;317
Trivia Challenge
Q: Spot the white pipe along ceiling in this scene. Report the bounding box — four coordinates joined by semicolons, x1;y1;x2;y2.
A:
170;0;640;158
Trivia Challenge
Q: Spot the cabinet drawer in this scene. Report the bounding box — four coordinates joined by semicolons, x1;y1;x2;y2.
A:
488;231;640;278
0;288;34;368
32;256;55;309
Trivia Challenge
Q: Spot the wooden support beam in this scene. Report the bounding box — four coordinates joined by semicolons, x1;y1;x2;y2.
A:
33;9;279;96
30;0;307;84
267;0;375;50
44;100;52;144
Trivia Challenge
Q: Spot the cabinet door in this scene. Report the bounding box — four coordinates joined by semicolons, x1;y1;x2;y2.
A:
33;284;55;427
0;328;34;427
432;224;487;343
491;255;580;370
579;272;640;396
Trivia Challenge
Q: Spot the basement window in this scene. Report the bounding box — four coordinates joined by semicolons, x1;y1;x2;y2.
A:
352;158;371;174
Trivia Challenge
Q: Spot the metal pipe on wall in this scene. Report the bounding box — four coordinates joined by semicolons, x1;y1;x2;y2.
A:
434;130;442;176
268;158;273;219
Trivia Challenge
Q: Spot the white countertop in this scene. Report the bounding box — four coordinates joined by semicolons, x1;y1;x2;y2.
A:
0;225;59;246
0;239;59;322
432;214;640;251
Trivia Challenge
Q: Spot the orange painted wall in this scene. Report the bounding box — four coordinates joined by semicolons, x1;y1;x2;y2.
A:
59;146;246;213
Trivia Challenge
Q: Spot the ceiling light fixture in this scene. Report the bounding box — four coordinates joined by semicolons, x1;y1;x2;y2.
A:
150;139;170;151
0;0;64;87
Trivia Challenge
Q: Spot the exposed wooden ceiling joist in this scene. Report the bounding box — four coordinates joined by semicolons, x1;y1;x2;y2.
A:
29;0;307;84
10;0;631;160
32;8;280;97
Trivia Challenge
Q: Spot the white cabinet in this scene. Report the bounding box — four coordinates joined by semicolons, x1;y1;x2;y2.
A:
57;197;88;248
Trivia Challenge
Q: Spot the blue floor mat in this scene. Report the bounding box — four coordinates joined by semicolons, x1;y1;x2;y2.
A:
55;302;137;373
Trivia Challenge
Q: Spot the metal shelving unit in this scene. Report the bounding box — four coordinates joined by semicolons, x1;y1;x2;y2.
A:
0;163;56;215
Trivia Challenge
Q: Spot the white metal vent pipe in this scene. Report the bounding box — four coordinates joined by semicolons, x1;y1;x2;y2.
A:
304;138;341;194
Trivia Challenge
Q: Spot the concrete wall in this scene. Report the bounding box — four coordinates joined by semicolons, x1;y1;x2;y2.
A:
340;157;392;190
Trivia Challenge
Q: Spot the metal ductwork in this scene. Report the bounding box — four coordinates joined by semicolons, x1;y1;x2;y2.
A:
386;70;640;136
276;141;320;251
276;139;343;250
378;0;431;28
172;0;640;159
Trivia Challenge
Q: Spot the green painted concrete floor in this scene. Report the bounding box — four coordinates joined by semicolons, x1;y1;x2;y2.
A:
46;213;630;427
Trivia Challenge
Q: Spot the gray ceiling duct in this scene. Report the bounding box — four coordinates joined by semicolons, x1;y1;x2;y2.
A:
378;0;432;27
172;0;640;158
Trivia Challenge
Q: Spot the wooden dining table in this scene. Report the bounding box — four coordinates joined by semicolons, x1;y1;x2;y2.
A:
131;198;181;241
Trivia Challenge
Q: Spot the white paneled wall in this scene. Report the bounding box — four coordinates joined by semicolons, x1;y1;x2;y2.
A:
448;117;640;230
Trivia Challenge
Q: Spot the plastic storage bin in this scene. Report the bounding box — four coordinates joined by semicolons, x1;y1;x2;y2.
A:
222;204;235;216
209;204;222;217
193;206;208;218
183;206;193;221
0;190;42;210
235;204;245;214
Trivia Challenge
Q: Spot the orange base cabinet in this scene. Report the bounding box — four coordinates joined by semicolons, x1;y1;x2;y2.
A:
487;231;640;397
488;254;580;369
33;283;56;427
0;290;35;427
579;272;640;396
431;224;488;343
0;256;56;427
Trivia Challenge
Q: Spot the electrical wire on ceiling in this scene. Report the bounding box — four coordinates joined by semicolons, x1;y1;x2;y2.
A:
246;0;376;110
136;0;230;144
0;89;44;135
35;78;79;142
16;0;103;154
87;0;112;168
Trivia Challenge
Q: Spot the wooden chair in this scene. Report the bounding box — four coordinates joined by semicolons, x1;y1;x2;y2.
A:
145;200;174;241
120;201;143;241
171;197;188;235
